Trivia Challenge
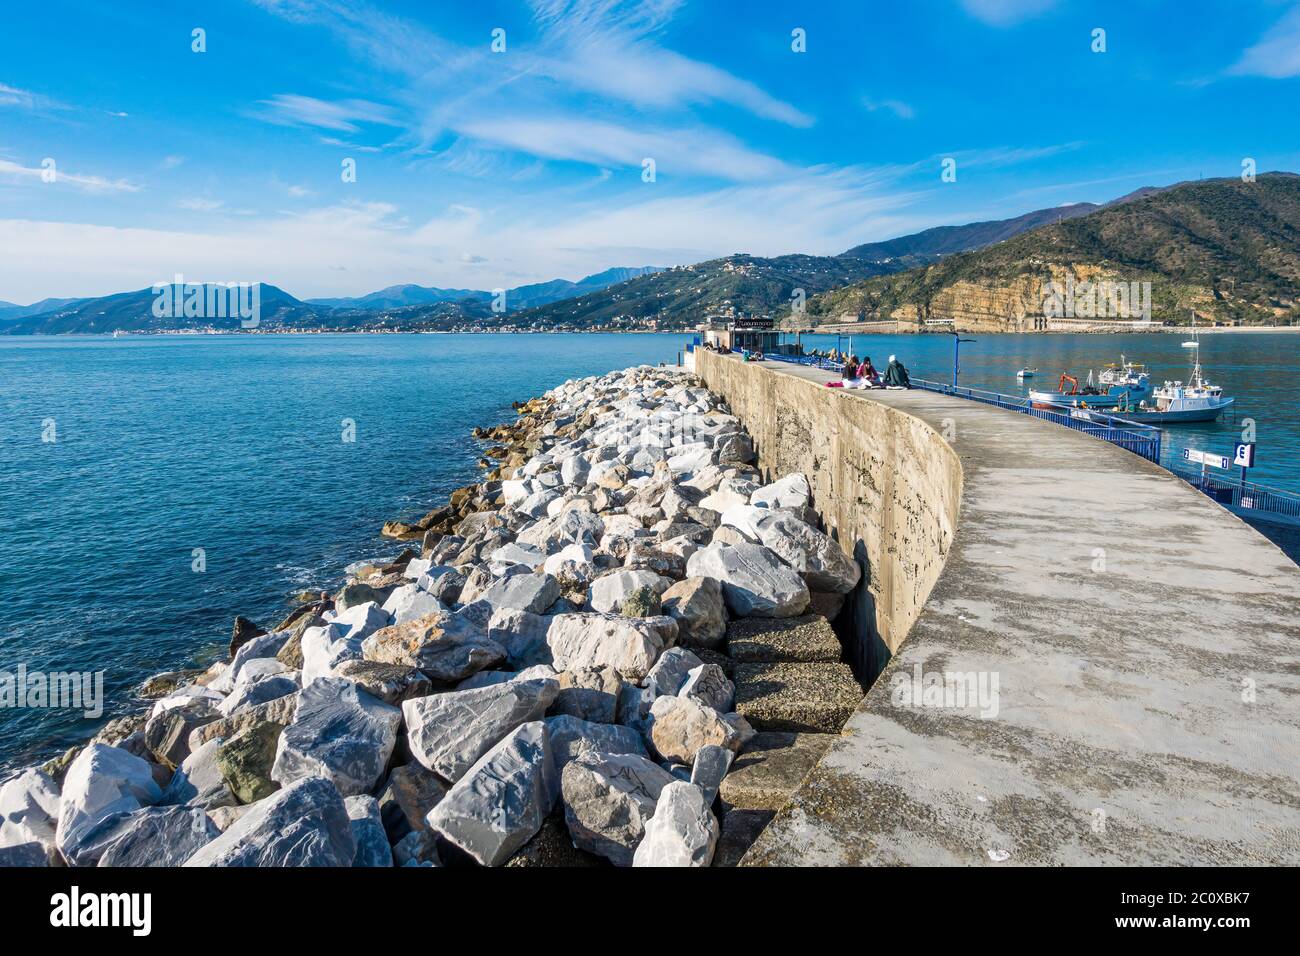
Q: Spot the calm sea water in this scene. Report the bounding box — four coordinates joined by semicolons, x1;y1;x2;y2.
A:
0;333;686;772
801;331;1300;487
1;330;1296;772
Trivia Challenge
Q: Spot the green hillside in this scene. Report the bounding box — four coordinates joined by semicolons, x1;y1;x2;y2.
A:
813;174;1300;328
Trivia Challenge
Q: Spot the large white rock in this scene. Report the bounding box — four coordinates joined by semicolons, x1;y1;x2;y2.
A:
403;557;433;580
632;780;718;867
660;577;727;648
271;678;402;797
501;478;530;507
587;569;672;614
345;795;393;867
547;613;665;681
382;583;446;624
666;442;716;476
218;665;299;717
647;694;744;765
221;630;292;690
561;454;591;487
752;510;862;593
699;477;758;514
680;663;735;712
544;714;648;772
488;542;545;574
361;609;506;682
300;622;363;686
560;750;674;866
150;684;225;718
684;542;810;618
184;777;356;867
426;720;558;867
0;768;61;860
478;572;560;614
92;806;220;867
487;608;556;669
160;738;238;810
55;744;163;866
543;543;599;589
403;677;559;782
333;601;391;641
643;647;705;697
717;504;767;542
516;510;605;554
750;472;811;510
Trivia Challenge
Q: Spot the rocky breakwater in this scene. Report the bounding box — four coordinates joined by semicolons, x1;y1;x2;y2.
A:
0;365;863;869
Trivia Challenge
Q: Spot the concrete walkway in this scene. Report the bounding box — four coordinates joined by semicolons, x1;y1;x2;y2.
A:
736;359;1300;865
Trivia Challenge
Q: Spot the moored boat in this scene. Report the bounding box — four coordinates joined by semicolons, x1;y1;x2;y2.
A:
1075;333;1233;424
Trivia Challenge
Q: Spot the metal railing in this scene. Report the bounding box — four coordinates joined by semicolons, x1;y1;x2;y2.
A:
761;351;1300;528
1165;463;1300;523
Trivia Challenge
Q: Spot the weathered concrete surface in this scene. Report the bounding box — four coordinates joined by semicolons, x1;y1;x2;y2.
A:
696;349;960;679
695;350;1300;865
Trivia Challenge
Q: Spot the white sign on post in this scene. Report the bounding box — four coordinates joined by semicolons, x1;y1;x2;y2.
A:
1233;443;1256;468
1183;448;1231;469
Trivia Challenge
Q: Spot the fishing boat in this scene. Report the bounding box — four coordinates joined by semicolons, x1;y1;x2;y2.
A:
1073;329;1233;424
1029;355;1154;408
1029;371;1123;408
1097;356;1152;402
1016;367;1037;379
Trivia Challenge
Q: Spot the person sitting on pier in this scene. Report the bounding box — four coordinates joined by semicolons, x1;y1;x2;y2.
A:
842;355;858;384
883;354;911;389
857;356;880;388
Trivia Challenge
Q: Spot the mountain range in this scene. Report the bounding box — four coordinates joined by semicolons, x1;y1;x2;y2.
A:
5;176;1297;333
812;173;1300;329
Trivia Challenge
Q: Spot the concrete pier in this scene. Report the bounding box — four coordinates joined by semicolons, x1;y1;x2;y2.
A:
694;350;1300;865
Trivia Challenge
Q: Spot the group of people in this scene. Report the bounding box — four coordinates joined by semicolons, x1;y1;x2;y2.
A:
840;354;881;388
838;353;911;390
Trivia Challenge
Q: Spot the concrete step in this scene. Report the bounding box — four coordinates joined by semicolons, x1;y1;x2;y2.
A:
725;614;842;663
719;731;837;811
712;808;776;867
732;661;861;733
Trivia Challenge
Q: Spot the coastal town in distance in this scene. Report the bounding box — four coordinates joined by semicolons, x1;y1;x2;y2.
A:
0;0;1296;937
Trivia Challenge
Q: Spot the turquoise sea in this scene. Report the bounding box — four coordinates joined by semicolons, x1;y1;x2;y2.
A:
1;330;1297;771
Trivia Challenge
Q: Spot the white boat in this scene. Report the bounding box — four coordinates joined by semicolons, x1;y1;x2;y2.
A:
1016;367;1037;379
1101;325;1233;424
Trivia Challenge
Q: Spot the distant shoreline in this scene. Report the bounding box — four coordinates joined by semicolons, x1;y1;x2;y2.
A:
3;325;1299;337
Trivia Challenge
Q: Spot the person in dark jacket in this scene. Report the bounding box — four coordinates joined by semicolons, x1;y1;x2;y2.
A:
883;354;911;388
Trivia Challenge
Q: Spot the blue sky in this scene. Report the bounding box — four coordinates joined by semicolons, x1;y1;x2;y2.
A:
1;0;1298;302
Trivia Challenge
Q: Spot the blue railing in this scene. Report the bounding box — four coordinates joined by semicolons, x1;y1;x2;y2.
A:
761;353;1300;528
1164;462;1300;523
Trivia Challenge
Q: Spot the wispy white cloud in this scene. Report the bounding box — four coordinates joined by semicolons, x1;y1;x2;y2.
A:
863;97;916;120
255;93;402;132
950;142;1084;169
959;0;1057;27
0;159;141;193
0;83;43;109
176;197;224;212
455;115;792;181
1230;5;1300;78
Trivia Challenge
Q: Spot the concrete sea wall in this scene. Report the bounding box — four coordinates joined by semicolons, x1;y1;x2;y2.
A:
694;348;961;681
695;348;1300;865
